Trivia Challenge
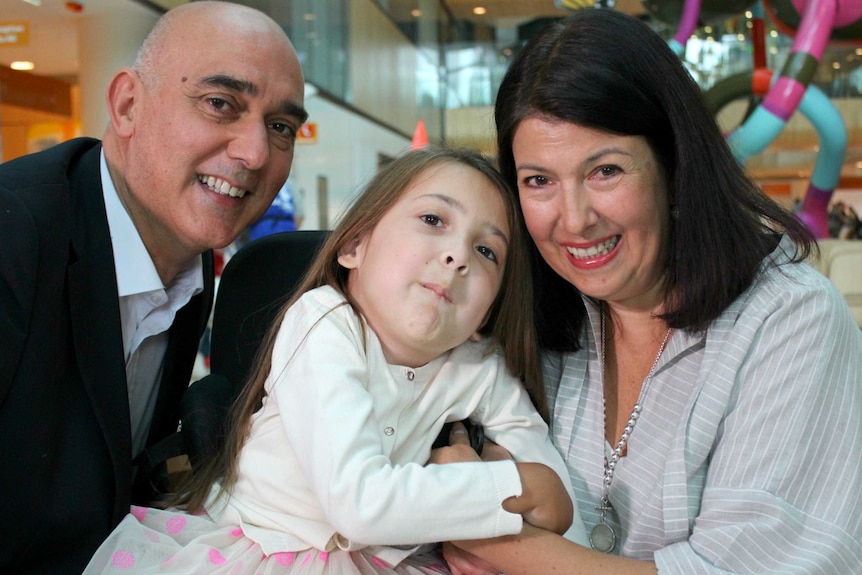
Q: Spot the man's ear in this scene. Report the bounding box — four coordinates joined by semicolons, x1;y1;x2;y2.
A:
337;235;366;269
105;68;141;138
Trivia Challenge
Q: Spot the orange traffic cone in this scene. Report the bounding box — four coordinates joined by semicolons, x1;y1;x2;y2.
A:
411;120;429;149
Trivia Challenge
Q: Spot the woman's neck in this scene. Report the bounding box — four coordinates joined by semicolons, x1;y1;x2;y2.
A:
601;302;672;449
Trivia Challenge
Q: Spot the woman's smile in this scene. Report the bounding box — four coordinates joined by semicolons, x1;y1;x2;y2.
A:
564;235;621;269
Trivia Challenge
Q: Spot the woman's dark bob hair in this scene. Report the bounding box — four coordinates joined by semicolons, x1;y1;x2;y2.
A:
494;8;814;350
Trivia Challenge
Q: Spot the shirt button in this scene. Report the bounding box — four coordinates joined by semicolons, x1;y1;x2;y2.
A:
406;370;415;381
384;426;395;436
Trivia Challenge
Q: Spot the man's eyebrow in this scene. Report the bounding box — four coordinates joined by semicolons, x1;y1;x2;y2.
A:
199;75;308;123
200;74;258;96
283;102;309;124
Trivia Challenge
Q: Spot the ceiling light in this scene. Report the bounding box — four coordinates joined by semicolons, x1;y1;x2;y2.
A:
11;61;35;71
473;6;487;15
21;0;42;6
411;9;422;17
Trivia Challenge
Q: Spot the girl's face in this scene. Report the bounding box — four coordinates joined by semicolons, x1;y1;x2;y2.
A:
512;117;671;312
338;162;510;367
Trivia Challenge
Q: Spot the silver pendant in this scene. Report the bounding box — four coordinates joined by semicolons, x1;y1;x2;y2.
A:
590;522;617;553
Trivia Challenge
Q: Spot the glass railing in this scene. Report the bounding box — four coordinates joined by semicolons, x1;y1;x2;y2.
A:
432;21;862;111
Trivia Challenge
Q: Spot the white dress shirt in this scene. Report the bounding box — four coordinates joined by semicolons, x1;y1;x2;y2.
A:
100;152;203;455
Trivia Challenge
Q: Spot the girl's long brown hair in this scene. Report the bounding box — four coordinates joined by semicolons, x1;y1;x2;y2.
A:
173;145;545;513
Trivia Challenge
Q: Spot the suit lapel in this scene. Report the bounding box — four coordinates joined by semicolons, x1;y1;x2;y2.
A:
63;142;215;506
66;144;132;504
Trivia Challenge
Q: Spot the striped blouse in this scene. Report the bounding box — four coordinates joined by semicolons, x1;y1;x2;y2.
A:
545;237;862;574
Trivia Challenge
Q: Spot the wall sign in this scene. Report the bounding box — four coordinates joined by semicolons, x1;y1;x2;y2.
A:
0;22;29;47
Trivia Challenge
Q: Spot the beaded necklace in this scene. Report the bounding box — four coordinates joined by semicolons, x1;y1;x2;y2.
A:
589;306;673;554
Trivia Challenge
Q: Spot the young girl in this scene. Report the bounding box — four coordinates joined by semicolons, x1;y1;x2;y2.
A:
85;146;588;574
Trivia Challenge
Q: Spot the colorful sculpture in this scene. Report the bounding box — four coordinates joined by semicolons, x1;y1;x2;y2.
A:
655;0;862;237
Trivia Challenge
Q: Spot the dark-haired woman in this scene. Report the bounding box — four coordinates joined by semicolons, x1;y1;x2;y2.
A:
445;8;862;575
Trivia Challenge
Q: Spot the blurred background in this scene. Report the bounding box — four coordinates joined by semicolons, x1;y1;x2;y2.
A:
3;0;862;229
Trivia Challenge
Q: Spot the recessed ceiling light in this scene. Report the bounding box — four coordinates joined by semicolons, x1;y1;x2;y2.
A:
11;61;35;71
411;9;422;17
21;0;42;6
473;6;487;15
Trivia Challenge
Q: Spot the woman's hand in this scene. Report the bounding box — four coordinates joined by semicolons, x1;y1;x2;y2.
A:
478;438;513;462
427;421;483;465
442;542;499;575
428;420;514;464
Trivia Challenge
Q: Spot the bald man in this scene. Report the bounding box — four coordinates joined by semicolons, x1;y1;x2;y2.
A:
0;2;307;572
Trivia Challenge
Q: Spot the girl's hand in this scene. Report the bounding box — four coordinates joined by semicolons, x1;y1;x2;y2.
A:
505;462;573;534
442;542;499;575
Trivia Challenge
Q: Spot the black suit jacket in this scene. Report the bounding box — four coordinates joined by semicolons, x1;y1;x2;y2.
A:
0;138;214;574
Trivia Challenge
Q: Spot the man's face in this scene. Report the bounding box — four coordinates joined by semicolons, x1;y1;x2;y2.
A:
118;10;306;264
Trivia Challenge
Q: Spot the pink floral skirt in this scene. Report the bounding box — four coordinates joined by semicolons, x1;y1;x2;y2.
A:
83;506;450;574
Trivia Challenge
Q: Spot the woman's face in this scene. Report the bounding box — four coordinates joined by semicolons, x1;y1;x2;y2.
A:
512;117;672;311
